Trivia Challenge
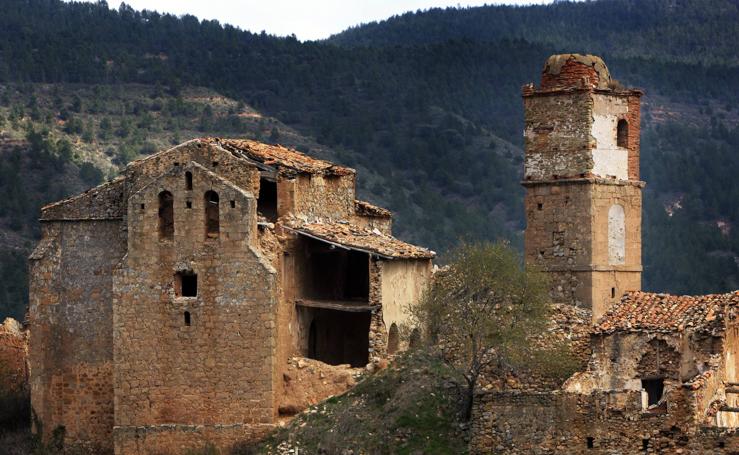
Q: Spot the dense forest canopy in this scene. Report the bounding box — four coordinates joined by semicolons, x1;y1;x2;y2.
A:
0;0;737;319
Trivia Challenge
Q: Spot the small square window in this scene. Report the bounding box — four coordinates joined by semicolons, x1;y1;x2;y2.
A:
175;272;197;297
642;378;664;406
537;203;543;211
212;161;219;168
230;200;236;208
140;203;145;210
174;162;180;167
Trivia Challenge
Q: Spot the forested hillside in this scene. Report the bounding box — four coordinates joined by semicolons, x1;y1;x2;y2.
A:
0;0;737;319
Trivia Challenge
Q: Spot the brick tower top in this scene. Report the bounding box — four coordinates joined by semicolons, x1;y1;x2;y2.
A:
540;54;612;91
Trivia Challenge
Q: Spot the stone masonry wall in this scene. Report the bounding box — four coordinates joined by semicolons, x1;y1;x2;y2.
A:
29;220;126;453
286;174;356;222
523;91;594;181
0;318;27;395
524;181;594;309
469;388;739;455
113;163;277;454
589;183;643;319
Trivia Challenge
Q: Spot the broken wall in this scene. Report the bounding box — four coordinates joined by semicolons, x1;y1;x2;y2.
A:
280;173;356;221
469;388;735;454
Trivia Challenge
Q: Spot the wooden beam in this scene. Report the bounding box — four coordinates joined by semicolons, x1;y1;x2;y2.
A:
295;299;378;313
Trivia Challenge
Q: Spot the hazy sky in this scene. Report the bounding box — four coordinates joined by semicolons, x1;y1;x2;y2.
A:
74;0;551;41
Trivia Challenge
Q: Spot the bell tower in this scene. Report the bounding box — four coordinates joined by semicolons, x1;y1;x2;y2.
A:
522;54;644;321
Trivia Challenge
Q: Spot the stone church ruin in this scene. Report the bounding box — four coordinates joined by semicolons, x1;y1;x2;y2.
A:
28;138;433;454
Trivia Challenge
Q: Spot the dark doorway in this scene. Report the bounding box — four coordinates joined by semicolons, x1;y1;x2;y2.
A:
642;378;664;406
308;320;317;359
303;308;370;367
258;178;278;222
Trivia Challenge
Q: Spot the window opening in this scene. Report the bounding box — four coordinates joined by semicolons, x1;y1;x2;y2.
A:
140;203;145;210
258;178;278;222
204;191;220;238
212;161;219;168
230;200;236;208
642;439;649;450
611;287;616;298
617;119;628;148
158;191;174;239
185;171;193;190
537;203;543;211
184;311;191;326
175;272;197;297
186;200;192;209
642;378;664;406
586;437;594;449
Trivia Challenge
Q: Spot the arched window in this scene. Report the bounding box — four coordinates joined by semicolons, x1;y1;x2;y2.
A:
387;323;400;355
185;171;193;190
204;190;220;238
617;119;628;148
158;191;174;239
608;204;625;265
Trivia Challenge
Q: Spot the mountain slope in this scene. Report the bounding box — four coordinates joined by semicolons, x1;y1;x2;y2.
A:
0;0;737;321
329;0;739;66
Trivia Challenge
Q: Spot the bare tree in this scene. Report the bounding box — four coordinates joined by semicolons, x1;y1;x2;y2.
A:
409;241;572;420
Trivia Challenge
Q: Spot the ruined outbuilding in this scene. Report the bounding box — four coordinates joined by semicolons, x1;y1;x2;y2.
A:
471;54;739;453
28;138;433;454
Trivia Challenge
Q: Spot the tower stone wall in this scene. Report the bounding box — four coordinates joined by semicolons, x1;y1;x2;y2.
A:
523;54;644;321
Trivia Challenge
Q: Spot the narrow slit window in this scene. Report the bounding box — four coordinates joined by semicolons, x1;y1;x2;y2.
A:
204;190;220;238
186;200;192;209
611;287;616;298
158;191;174;239
586;437;594;449
184;311;191;326
175;272;198;297
185;171;193;190
617;119;629;148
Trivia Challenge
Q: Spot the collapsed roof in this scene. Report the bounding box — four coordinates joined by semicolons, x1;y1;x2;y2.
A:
207;137;354;177
285;221;435;260
594;290;739;335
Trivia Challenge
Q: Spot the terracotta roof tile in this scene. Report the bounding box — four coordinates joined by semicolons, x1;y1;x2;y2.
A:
207;138;354;176
287;221;434;260
594;291;739;334
354;200;391;218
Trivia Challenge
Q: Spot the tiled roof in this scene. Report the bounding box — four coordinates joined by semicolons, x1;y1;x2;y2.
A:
355;200;391;218
594;291;739;334
207;138;354;176
286;221;435;260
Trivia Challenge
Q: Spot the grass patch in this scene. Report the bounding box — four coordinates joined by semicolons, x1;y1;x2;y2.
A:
254;349;467;455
